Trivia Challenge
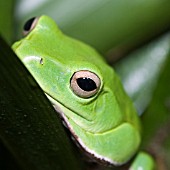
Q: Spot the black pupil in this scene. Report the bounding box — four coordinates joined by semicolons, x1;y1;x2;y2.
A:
23;17;36;31
77;78;97;91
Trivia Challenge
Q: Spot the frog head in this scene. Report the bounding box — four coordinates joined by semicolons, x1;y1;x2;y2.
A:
13;15;141;165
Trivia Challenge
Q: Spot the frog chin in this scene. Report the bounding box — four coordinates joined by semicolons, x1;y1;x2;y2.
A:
44;93;130;166
44;94;113;165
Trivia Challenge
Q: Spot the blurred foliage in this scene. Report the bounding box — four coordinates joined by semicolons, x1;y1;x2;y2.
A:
14;0;170;56
141;55;170;170
0;0;14;44
0;0;170;169
114;33;170;114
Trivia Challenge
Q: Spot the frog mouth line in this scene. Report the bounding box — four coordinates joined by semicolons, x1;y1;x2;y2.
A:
44;92;92;122
44;92;126;135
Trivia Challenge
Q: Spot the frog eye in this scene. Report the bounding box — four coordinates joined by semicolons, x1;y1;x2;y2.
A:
70;70;101;98
23;17;39;36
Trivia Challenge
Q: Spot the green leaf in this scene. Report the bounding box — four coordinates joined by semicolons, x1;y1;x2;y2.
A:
0;36;83;170
114;33;170;114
